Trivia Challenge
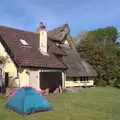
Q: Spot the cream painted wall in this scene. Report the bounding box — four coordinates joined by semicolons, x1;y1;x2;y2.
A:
29;70;40;90
19;69;29;87
0;43;17;78
65;79;94;87
0;42;30;87
65;77;94;87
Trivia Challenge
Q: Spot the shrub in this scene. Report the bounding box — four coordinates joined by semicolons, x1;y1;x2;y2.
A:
95;79;107;87
114;79;120;88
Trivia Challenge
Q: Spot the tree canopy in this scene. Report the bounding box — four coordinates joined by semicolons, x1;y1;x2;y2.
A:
83;26;117;43
76;26;120;86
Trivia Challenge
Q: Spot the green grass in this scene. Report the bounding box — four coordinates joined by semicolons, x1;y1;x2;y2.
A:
0;87;120;120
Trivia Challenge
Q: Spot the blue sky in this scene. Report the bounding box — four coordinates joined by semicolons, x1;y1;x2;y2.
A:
0;0;120;35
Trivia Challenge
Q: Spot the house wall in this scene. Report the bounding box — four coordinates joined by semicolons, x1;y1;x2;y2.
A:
29;70;39;90
65;77;94;87
0;42;66;90
18;70;66;90
11;69;66;90
27;69;66;90
0;42;30;87
28;69;66;90
18;69;29;87
0;43;17;78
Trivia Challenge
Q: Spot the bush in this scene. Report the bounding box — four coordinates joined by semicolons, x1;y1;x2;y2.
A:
114;79;120;88
95;79;107;87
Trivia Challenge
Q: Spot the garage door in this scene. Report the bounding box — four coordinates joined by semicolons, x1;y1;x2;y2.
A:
40;72;62;90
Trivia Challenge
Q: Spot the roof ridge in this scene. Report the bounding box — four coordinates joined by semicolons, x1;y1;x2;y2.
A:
0;23;69;35
48;23;69;32
0;25;35;34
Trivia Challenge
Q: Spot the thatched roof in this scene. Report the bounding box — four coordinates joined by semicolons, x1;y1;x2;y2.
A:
61;45;97;77
49;24;97;77
48;24;69;42
48;24;77;52
0;24;97;77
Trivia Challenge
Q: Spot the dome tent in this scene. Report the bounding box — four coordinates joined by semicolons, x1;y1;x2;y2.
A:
6;87;52;115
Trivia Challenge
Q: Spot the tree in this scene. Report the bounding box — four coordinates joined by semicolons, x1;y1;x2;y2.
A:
0;56;9;65
77;26;118;44
76;26;119;86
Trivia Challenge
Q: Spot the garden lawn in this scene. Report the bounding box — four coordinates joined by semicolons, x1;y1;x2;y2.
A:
0;87;120;120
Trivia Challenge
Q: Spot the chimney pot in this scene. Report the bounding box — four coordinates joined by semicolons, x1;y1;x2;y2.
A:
40;22;46;29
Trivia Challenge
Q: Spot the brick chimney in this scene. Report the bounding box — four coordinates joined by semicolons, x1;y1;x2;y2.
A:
36;22;47;53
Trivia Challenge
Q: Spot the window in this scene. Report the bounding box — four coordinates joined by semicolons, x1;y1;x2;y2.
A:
85;77;88;81
80;77;83;81
20;39;29;46
73;77;77;82
80;77;89;82
66;77;72;81
73;77;77;81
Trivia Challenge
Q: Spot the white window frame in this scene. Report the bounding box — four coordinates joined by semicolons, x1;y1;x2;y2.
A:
20;39;29;46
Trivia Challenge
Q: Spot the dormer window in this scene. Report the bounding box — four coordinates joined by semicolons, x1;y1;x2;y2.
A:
20;39;29;46
64;40;69;45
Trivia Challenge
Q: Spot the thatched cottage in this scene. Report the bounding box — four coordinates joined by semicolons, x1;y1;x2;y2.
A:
0;23;97;92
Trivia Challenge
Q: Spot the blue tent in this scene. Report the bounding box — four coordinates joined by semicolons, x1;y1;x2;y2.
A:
6;87;52;115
